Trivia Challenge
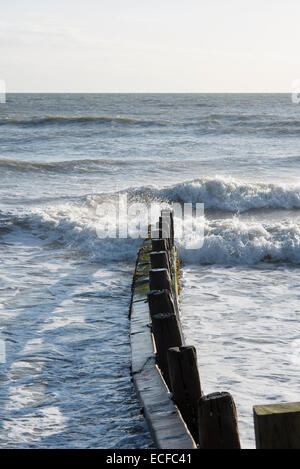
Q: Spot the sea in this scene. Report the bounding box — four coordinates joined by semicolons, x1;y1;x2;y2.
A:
0;93;299;448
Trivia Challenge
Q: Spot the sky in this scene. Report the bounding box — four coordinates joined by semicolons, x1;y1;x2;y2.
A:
1;0;300;92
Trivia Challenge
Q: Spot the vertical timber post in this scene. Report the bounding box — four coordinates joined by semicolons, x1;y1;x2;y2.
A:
159;216;170;240
253;402;300;449
167;346;202;443
151;313;183;389
152;238;169;253
198;392;241;449
147;289;175;317
149;268;172;292
150;251;170;271
161;209;174;248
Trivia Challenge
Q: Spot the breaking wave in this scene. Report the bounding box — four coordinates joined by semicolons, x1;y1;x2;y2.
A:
1;197;299;265
153;177;300;212
177;217;300;265
0;204;143;262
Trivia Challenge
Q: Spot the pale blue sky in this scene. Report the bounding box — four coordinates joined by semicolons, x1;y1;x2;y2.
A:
1;0;300;92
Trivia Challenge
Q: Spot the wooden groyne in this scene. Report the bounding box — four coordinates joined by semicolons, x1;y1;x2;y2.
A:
129;209;300;449
129;209;239;449
129;216;195;449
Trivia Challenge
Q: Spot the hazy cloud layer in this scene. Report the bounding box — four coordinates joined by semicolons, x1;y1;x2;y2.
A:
1;0;300;92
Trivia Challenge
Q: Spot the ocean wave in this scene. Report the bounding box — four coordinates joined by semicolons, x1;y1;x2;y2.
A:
1;204;143;262
153;177;300;212
0;157;155;174
0;115;168;128
2;114;300;136
206;114;300;125
1;201;299;266
177;217;300;265
186;114;300;135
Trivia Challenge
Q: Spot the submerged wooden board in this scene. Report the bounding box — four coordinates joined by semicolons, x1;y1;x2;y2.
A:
130;240;196;449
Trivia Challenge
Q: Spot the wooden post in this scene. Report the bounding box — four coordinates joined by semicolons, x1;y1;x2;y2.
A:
150;251;170;271
147;289;175;317
198;392;241;449
253;402;300;449
151;229;159;239
170;211;174;248
151;313;183;388
149;268;172;292
167;346;202;442
152;238;169;253
161;209;174;247
159;215;170;240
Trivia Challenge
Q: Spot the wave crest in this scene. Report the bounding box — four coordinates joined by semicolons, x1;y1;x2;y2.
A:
155;177;300;212
177;217;300;265
2;200;300;266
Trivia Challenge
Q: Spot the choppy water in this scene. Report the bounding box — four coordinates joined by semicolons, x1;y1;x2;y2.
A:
0;94;299;448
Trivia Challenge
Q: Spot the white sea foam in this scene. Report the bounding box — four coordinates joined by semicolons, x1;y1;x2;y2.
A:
4;200;300;265
177;216;300;265
156;176;300;212
5;202;143;262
